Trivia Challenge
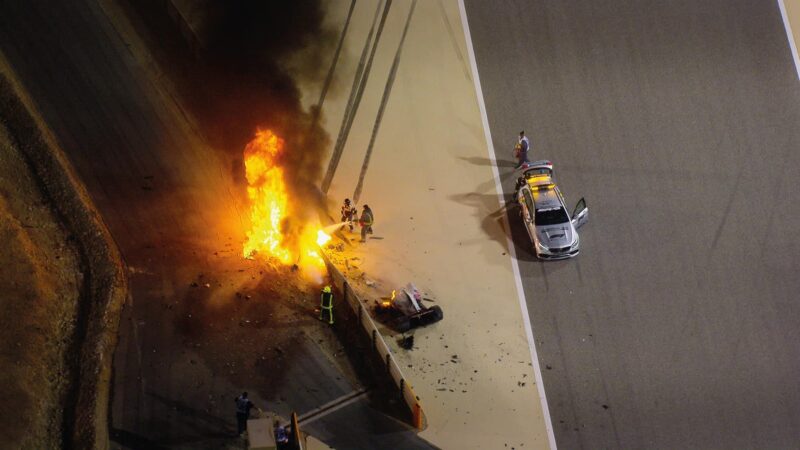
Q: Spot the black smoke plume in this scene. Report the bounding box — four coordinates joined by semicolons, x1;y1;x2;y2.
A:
126;0;334;225
201;1;333;211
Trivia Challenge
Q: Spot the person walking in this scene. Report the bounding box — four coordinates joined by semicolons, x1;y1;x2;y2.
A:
234;392;256;437
515;130;531;168
320;285;334;325
341;198;356;231
359;204;374;243
274;420;289;447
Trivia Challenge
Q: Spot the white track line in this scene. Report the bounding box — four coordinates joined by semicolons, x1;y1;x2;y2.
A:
457;2;557;449
779;0;800;80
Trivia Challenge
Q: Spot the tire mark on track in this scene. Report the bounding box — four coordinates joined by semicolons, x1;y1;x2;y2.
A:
322;0;390;194
353;0;417;204
708;163;743;254
437;0;472;82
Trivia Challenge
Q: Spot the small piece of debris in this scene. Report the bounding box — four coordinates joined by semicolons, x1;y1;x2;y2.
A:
399;335;414;350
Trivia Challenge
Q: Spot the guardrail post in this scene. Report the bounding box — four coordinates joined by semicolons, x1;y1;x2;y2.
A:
290;411;303;450
412;403;424;430
320;250;426;431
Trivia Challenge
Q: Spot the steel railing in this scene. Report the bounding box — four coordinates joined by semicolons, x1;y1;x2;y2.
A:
321;251;427;430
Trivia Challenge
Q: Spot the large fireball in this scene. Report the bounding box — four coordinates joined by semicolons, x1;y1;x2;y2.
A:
242;129;329;271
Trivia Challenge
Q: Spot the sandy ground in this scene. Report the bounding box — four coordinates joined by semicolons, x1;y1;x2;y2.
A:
0;121;82;448
785;0;800;71
302;0;551;447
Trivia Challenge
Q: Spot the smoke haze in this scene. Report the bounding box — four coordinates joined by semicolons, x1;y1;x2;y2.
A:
200;1;334;215
127;0;336;225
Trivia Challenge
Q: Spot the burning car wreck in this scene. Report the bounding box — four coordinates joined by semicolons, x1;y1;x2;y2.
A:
242;129;331;277
374;283;444;332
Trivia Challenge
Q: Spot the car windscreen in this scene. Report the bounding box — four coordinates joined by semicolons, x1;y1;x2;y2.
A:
524;167;552;177
535;207;569;225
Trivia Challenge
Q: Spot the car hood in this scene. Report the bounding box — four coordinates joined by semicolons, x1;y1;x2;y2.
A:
537;223;574;248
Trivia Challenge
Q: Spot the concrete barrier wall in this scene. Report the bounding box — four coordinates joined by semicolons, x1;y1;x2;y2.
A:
0;71;127;449
321;252;427;430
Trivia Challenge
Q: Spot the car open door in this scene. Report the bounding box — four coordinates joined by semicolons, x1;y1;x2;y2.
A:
571;197;588;229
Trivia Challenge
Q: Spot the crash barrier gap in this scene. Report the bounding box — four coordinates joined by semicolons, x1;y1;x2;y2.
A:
321;252;427;430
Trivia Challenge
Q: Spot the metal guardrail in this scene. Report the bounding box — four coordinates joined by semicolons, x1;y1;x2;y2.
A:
321;252;427;430
290;412;304;450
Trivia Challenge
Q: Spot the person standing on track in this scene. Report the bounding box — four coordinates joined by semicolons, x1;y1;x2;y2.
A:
359;204;374;243
341;198;356;231
320;285;334;325
274;419;289;447
234;392;256;437
515;130;531;168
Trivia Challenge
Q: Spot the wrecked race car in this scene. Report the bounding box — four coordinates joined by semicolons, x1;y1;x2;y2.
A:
374;283;443;332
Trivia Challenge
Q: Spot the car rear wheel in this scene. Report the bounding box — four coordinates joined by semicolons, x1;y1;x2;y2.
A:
429;305;443;322
394;317;411;333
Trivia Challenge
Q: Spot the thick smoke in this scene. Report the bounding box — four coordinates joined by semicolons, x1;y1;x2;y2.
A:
130;0;335;231
199;1;334;217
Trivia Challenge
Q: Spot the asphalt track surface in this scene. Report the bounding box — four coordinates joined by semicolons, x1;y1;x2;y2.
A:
0;1;435;449
464;1;800;448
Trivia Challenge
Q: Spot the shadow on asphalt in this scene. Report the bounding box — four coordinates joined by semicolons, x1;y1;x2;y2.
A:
458;155;517;168
448;191;509;251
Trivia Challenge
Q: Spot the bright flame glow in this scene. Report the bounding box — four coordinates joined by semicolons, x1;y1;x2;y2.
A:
317;230;332;247
242;129;328;272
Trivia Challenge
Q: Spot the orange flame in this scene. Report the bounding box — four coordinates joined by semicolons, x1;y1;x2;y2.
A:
242;129;330;271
